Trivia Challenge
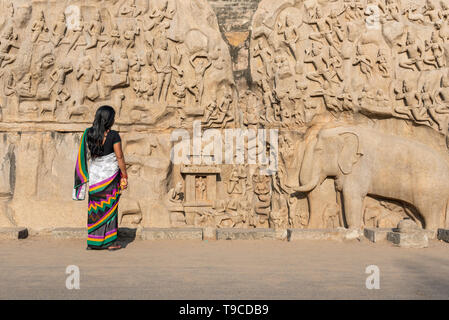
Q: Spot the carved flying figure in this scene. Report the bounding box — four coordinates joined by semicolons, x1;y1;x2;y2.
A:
394;80;432;126
52;13;67;47
353;44;373;78
0;26;19;68
398;32;425;71
31;10;48;43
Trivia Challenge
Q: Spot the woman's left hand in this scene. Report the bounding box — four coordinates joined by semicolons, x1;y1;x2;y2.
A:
120;177;128;190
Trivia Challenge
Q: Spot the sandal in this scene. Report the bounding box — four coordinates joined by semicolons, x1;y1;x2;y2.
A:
107;243;122;251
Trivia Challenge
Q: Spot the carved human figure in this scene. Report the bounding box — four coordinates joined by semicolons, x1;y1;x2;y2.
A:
123;22;140;49
398;32;424;71
253;39;273;78
76;57;101;104
288;80;308;125
120;0;143;18
310;82;343;116
101;23;121;49
195;176;207;201
202;100;219;127
353;44;373;78
402;3;425;24
419;82;441;130
52;13;67;47
374;89;390;108
0;26;19;68
422;0;440;22
338;86;356;112
216;92;234;128
376;48;390;77
326;46;344;82
305;7;333;46
153;38;172;103
31;10;48;43
227;166;243;194
424;31;445;69
257;75;275;123
358;85;375;107
50;61;73;110
343;0;364;21
169;182;184;203
85;10;107;51
99;47;115;74
66;15;86;54
278;13;301;61
304;43;333;85
384;0;401;22
394;80;432;126
189;51;212;106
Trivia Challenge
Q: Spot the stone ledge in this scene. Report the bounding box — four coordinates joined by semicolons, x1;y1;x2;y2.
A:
141;228;203;240
216;228;277;240
52;228;86;239
364;228;393;243
0;227;28;240
288;228;362;241
387;231;428;248
437;229;449;243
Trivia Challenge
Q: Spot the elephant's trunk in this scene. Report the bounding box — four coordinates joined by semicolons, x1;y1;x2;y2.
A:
293;174;320;193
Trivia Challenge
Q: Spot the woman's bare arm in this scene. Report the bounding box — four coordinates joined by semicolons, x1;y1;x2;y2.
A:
113;142;128;187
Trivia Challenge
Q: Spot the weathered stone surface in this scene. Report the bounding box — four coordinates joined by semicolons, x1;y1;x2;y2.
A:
364;228;393;243
141;228;203;240
52;228;86;239
1;0;449;239
0;227;28;239
387;231;429;248
437;229;449;243
288;228;362;241
216;228;277;240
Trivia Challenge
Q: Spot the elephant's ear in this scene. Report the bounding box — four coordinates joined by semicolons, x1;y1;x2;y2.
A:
338;132;363;175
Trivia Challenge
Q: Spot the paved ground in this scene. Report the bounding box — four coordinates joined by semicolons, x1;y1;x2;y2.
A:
1;237;449;300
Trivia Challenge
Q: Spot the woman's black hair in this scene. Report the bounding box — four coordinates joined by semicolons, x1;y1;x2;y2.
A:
87;105;116;158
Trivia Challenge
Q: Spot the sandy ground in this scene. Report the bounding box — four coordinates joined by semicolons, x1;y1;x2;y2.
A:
0;237;449;300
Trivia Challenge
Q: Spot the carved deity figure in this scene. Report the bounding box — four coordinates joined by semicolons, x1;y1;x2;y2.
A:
304;43;333;85
253;39;273;78
353;44;373;78
85;10;107;51
394;80;432;126
153;38;172;103
0;26;19;68
398;32;424;71
52;13;67;47
31;10;48;43
195;176;207;201
376;48;390;77
424;31;445;69
76;57;101;104
169;182;184;203
123;22;140;49
50;61;73;108
189;52;212;106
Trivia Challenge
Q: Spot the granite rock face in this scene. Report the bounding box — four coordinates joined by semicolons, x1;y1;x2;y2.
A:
1;0;449;239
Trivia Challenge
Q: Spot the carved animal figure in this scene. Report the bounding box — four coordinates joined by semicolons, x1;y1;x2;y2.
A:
292;125;449;230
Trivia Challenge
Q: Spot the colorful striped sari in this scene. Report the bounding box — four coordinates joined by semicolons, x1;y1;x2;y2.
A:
73;129;121;248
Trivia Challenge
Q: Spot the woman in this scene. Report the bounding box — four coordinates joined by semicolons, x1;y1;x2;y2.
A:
73;106;128;251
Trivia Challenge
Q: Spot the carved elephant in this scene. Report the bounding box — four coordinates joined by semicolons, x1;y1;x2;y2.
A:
293;125;449;230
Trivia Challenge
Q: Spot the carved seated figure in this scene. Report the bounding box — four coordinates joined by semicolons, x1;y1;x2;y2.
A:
169;182;184;204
